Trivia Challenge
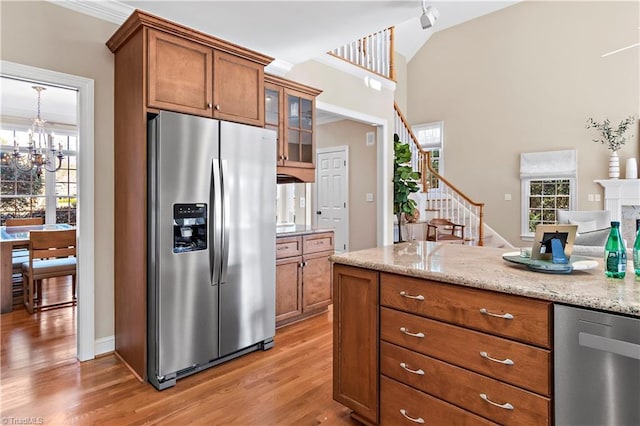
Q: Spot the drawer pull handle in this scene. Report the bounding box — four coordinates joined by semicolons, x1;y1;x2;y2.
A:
400;291;425;301
400;362;425;375
400;327;425;338
479;393;514;410
480;308;514;320
480;351;514;366
399;409;425;424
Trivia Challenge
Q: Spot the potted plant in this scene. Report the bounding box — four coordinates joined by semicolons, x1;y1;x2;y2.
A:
585;115;636;179
393;134;421;242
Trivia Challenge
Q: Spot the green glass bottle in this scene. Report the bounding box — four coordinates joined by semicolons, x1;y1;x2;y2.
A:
633;219;640;277
604;221;626;279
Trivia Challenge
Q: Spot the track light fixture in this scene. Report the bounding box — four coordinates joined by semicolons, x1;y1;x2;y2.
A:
420;1;439;30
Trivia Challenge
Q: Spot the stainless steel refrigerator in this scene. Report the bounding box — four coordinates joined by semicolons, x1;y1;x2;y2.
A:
147;111;276;390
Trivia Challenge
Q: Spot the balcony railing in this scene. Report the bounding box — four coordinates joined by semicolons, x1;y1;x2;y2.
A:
328;27;396;81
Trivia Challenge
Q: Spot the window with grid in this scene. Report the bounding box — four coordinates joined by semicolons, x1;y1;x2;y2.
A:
0;130;77;225
526;179;571;232
412;121;444;190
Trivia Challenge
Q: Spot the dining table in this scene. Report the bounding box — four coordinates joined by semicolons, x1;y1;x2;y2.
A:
1;223;73;313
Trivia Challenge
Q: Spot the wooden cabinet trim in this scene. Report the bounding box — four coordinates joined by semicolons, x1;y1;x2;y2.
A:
107;9;273;66
333;264;379;424
265;73;322;97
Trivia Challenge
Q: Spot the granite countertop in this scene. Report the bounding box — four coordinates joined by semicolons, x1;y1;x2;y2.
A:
276;225;334;237
330;242;640;317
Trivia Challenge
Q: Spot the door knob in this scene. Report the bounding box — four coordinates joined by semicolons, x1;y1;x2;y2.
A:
316;211;322;215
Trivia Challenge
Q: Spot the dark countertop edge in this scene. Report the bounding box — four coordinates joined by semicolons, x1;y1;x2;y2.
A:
330;256;640;318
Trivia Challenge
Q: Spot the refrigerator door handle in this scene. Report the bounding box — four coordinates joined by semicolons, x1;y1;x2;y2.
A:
221;159;230;284
211;159;222;285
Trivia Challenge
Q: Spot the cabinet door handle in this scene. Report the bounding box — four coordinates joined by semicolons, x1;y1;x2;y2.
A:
399;409;425;424
479;308;514;320
400;291;425;301
284;156;288;160
207;103;213;109
400;362;425;375
479;393;514;410
215;104;221;111
400;327;425;338
479;351;514;366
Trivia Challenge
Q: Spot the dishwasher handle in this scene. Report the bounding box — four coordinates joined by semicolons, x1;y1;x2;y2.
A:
578;332;640;360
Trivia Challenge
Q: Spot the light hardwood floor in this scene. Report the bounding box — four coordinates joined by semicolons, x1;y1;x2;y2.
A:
1;280;358;425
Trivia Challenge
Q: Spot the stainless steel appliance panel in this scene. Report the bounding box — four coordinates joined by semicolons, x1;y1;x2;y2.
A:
152;111;221;377
555;304;640;426
218;121;276;357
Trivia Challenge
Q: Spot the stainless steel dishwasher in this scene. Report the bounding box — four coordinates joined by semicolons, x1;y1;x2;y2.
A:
555;304;640;425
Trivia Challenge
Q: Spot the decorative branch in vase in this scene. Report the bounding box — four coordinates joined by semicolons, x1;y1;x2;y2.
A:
586;115;636;179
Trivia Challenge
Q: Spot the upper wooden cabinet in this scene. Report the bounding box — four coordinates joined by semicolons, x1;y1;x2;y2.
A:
265;74;322;183
148;29;213;116
108;10;271;127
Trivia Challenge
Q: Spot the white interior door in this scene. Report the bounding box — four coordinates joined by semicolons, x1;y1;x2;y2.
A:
316;147;348;252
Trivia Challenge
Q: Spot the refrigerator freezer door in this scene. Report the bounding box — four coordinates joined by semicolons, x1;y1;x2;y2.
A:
219;121;277;357
150;111;221;379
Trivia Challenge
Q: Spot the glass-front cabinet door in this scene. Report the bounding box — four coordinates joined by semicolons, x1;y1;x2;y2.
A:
284;89;314;169
264;83;283;164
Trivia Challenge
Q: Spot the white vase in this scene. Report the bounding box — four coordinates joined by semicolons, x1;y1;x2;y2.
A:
608;151;620;179
625;157;638;179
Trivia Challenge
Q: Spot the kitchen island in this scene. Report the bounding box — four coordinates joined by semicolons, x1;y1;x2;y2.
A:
330;242;639;425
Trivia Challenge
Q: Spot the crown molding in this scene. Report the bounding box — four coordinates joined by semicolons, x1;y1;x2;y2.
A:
265;59;293;77
47;0;133;24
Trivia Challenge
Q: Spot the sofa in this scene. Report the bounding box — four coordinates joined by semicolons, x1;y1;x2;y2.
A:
556;210;616;257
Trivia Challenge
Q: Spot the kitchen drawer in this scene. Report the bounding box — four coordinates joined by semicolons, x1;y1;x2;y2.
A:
380;307;551;396
380;273;552;348
380;375;497;426
276;236;302;259
302;232;334;254
381;341;550;426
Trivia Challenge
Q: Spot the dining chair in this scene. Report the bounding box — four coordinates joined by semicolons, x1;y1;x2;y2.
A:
425;218;466;244
8;218;46;303
22;229;77;313
6;217;44;226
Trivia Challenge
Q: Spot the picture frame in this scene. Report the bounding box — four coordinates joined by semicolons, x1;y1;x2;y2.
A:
530;224;578;261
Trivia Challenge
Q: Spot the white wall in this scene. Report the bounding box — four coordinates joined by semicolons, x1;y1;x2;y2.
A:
407;1;639;245
1;1;117;341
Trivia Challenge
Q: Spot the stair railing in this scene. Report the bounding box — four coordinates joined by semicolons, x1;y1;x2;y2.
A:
394;103;485;246
328;27;396;81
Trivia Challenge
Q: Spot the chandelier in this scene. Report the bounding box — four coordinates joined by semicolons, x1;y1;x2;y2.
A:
8;86;64;178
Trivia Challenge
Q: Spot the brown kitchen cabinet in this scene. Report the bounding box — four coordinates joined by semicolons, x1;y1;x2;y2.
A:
332;266;553;425
275;231;334;328
147;28;264;126
106;10;273;380
265;74;322;183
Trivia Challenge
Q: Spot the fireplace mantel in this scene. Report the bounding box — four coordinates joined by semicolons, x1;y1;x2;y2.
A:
595;179;640;242
595;179;640;220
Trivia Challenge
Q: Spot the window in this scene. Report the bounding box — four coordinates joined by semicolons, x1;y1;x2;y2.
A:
413;121;443;191
525;178;571;232
520;150;576;239
0;130;77;225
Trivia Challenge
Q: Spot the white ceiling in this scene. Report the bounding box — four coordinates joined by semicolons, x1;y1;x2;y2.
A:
120;1;518;65
1;1;519;124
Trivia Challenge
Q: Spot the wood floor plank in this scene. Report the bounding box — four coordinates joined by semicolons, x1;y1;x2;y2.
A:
1;298;358;425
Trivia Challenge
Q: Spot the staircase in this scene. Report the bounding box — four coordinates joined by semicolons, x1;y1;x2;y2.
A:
394;103;487;246
330;30;512;248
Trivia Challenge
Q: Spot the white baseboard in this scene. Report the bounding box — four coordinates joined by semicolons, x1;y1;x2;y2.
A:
94;335;115;356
